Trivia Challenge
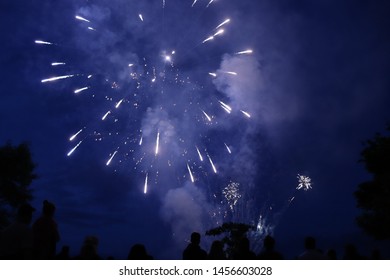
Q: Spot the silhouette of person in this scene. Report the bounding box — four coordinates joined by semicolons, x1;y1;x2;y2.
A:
326;249;337;260
128;243;154;260
208;240;226;260
75;235;101;260
0;203;35;259
298;236;325;260
258;235;284;260
232;237;256;260
56;245;70;260
32;200;60;259
182;232;207;260
343;243;365;260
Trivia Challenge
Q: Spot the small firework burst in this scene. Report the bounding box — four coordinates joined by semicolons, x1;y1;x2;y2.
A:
222;181;242;210
297;174;312;191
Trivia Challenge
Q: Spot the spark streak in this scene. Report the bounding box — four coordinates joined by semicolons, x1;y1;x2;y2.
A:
41;75;75;83
75;15;91;23
219;100;232;113
102;111;111;120
207;0;215;8
196;146;204;161
67;141;82;156
202;110;212;122
213;29;224;37
74;87;90;94
155;132;160;155
207;154;217;173
139;136;143;146
191;0;199;7
215;19;230;30
139;14;144;21
202;36;214;44
115;99;124;108
240;110;251;118
51;62;66;66
35;40;53;45
187;163;195;183
106;150;118;166
224;143;232;154
208;72;217;77
222;71;238;76
144;173;148;194
236;49;253;55
69;129;83;141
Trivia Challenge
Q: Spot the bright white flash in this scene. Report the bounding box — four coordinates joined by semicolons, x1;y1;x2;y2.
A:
165;55;171;62
35;40;53;45
74;87;89;94
215;19;230;30
144;173;148;194
196;146;204;162
139;14;144;21
202;110;212;122
41;75;75;83
51;62;66;66
187;164;195;183
106;151;118;166
69;129;83;141
87;75;93;79
67;141;82;157
115;99;124;108
209;72;217;77
240;110;251;118
75;15;90;23
207;154;217;174
224;143;232;154
155;132;160;155
236;49;253;55
297;174;312;191
102;111;111;120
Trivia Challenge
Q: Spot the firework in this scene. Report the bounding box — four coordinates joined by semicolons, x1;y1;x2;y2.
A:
69;129;83;141
222;181;242;210
297;174;312;191
41;75;75;83
67;140;83;157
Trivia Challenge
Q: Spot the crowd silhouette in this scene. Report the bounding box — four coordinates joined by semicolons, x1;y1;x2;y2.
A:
0;200;386;260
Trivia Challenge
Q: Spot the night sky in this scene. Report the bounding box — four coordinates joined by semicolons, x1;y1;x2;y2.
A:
1;0;390;259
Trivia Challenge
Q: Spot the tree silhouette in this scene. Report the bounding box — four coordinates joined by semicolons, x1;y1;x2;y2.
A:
0;142;37;228
206;222;255;258
355;125;390;240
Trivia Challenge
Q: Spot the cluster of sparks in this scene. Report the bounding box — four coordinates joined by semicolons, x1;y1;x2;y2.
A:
35;1;254;195
296;174;312;191
222;181;242;211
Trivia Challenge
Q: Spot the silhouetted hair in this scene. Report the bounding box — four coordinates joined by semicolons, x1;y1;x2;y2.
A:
263;235;275;250
42;200;56;217
191;232;201;245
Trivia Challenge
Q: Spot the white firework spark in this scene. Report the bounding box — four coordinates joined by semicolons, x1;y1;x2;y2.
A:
297;174;312;191
223;181;242;210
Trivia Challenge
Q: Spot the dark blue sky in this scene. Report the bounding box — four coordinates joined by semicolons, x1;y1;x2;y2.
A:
1;0;390;259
